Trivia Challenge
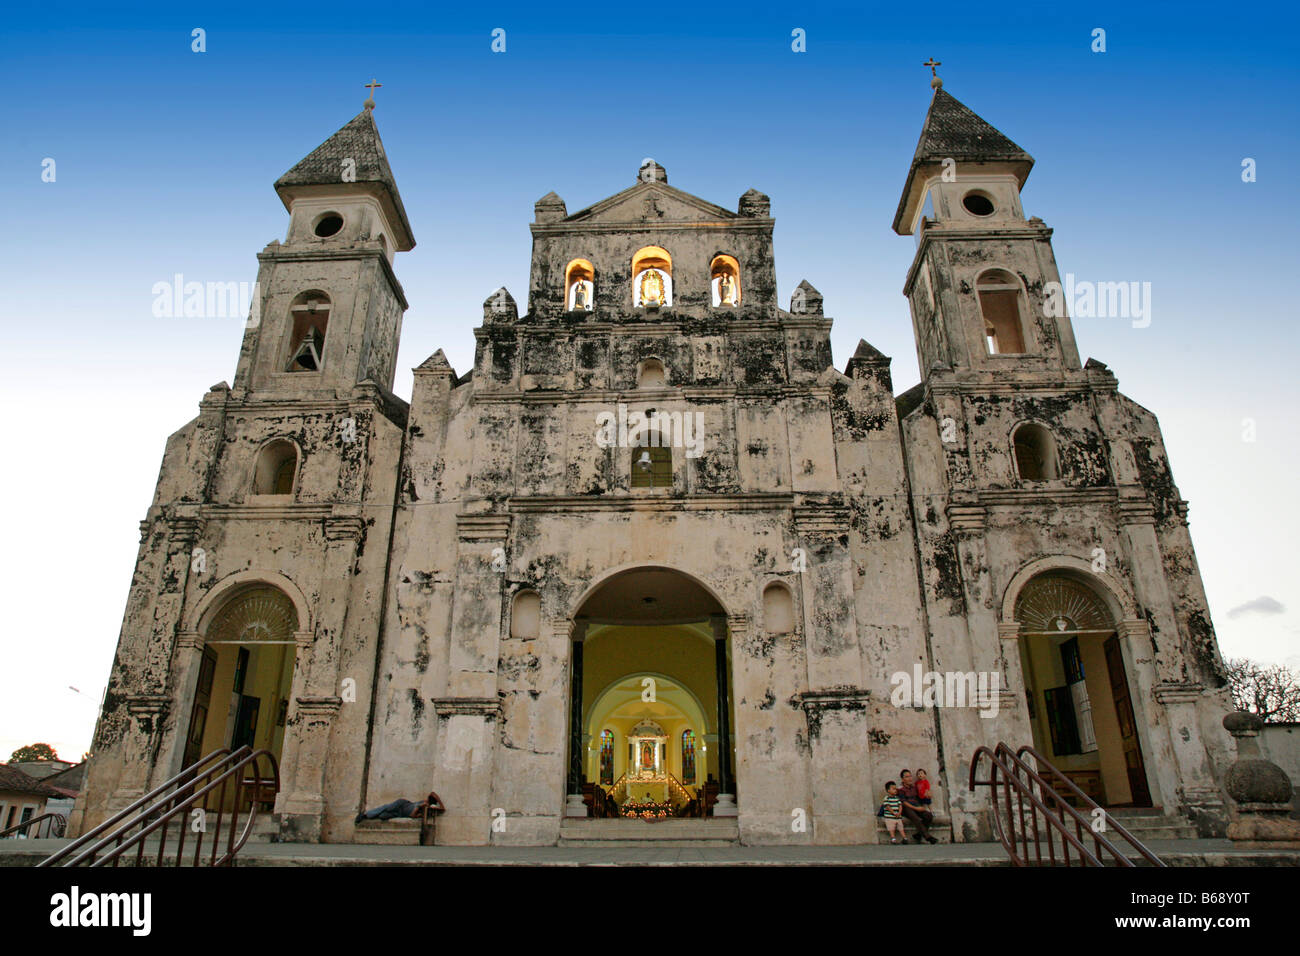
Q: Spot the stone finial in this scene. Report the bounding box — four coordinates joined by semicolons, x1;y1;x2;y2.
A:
534;191;567;223
1221;711;1300;848
637;159;667;184
483;287;518;323
738;188;770;218
790;279;822;315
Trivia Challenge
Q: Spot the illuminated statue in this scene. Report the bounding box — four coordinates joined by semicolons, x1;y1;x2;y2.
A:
571;278;590;311
640;268;664;307
717;271;737;306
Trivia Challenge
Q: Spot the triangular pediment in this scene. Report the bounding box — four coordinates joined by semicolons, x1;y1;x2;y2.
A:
564;182;738;225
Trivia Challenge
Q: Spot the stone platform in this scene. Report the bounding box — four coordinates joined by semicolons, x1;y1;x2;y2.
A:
4;837;1298;867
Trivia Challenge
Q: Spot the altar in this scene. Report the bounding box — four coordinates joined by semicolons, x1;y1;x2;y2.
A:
625;721;672;803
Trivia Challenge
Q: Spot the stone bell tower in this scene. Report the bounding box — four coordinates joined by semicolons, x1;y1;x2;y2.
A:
894;77;1232;838
233;101;415;400
894;86;1082;379
72;96;416;843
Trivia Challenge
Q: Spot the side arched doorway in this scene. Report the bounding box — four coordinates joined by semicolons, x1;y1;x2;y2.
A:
1014;573;1152;807
183;585;298;773
562;567;737;819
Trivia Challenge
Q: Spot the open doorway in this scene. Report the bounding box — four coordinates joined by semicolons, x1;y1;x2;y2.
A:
1014;573;1151;807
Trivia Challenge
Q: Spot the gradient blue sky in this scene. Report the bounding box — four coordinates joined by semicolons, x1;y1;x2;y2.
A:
2;1;1297;759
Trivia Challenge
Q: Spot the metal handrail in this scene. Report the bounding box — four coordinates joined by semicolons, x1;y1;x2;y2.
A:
0;812;67;840
40;748;234;867
1015;744;1164;867
969;742;1164;867
40;747;278;868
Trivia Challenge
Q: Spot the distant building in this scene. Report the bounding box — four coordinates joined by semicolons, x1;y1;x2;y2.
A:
0;765;61;836
40;762;87;820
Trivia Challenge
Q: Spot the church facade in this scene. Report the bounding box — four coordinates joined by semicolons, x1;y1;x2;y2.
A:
74;87;1235;846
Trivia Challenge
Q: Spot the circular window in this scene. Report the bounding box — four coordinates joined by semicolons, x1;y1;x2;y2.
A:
962;192;995;217
314;213;344;237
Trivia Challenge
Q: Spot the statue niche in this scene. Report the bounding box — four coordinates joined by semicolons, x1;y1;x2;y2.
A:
564;258;595;312
631;246;673;308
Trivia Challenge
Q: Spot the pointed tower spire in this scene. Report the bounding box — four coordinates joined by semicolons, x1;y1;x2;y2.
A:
275;108;415;249
893;89;1034;235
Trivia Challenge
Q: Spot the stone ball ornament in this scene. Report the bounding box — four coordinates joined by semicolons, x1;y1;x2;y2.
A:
1221;711;1300;848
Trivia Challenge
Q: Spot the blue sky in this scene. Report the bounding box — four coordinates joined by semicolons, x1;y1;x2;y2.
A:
2;1;1297;758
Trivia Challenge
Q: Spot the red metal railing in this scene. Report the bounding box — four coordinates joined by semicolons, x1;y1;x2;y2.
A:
40;747;278;868
969;742;1164;867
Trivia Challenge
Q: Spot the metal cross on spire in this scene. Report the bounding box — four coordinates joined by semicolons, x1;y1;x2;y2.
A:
923;58;943;90
363;78;382;110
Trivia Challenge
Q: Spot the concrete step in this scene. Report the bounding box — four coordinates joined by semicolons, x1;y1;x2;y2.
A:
1007;813;1198;846
875;814;953;844
244;813;280;843
558;818;739;847
1105;808;1199;841
353;818;422;846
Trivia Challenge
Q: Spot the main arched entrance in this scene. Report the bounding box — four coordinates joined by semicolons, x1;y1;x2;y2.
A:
1014;572;1152;807
564;567;737;819
183;585;298;772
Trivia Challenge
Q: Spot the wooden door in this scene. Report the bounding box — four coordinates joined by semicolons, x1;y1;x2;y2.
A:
183;647;218;767
1103;635;1152;807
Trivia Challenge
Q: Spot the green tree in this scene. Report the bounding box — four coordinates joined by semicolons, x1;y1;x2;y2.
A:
9;742;59;763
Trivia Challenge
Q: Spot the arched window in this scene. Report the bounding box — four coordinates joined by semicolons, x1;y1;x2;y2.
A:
763;582;795;634
977;270;1026;355
631;445;672;488
599;729;615;786
632;246;673;308
710;254;741;307
510;590;541;639
637;358;666;388
252;440;298;496
564;258;594;312
1013;423;1058;481
286;291;331;371
681;729;697;784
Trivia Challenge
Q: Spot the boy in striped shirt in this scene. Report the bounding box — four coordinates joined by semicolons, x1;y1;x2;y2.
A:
881;781;904;843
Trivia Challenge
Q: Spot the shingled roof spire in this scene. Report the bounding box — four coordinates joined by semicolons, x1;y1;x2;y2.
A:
892;87;1035;235
910;89;1033;169
274;107;415;249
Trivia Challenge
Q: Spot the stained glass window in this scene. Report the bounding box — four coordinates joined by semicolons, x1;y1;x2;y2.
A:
681;729;697;784
599;729;615;786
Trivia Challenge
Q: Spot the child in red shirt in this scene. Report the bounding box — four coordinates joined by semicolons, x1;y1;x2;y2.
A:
915;769;932;807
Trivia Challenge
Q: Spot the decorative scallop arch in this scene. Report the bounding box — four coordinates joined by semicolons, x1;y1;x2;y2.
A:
1000;556;1136;626
187;570;313;636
